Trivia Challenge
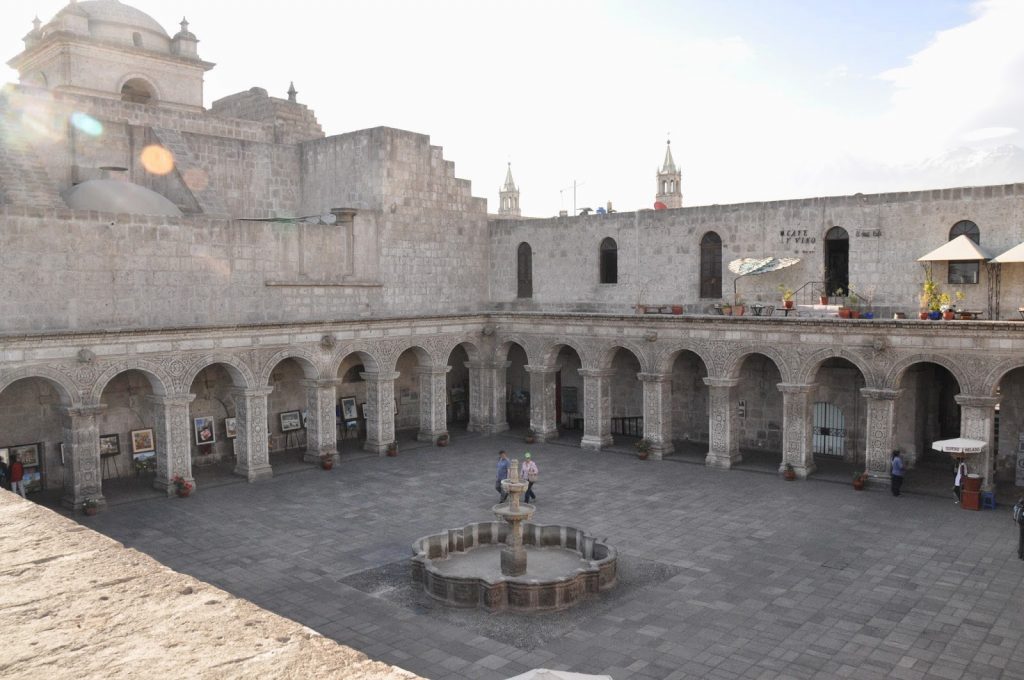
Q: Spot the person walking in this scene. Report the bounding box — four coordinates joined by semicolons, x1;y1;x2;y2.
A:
1015;497;1024;561
521;452;538;504
495;450;510;503
890;450;904;497
953;459;967;503
9;453;26;499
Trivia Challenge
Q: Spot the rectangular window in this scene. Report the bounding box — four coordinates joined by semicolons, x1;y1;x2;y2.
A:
948;261;979;285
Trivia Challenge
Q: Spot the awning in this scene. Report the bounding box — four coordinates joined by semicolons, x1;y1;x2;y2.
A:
931;437;986;455
728;257;801;276
990;241;1024;263
917;234;992;262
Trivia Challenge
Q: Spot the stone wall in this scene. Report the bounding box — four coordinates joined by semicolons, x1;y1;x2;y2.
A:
489;184;1024;318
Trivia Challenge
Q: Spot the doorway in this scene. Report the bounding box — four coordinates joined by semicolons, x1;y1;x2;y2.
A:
824;226;849;296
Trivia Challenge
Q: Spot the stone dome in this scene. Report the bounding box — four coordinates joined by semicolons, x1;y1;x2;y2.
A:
56;1;170;37
62;180;182;216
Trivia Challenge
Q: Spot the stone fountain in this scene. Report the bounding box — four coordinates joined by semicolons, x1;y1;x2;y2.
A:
411;458;617;612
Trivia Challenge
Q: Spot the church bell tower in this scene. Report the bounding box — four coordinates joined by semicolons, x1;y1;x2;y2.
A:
499;162;521;217
655;140;682;209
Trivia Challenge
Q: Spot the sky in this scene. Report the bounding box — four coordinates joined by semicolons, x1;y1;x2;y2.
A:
3;0;1023;216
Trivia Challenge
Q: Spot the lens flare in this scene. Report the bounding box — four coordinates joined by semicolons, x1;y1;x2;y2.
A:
70;112;103;136
140;144;175;175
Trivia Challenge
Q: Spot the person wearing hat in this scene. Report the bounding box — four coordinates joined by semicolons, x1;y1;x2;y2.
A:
521;452;538;503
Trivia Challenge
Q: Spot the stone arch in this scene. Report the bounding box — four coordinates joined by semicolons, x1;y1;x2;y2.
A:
654;344;714;375
117;74;160;104
494;335;539;366
0;366;78;406
797;348;878;387
592;341;652;373
537;338;590;368
884;353;969;392
258;348;322;386
720;346;790;382
88;360;172;404
981;358;1024;397
327;345;383;377
179;354;255;392
390;344;432;373
441;339;482;365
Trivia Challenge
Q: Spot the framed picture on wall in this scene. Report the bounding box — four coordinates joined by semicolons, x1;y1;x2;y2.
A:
225;417;237;439
194;417;216;446
341;396;358;421
0;448;8;465
98;435;119;458
131;428;155;455
12;442;41;467
280;410;302;432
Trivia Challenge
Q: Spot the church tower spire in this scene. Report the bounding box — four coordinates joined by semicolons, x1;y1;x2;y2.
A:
499;162;521;217
655;138;682;209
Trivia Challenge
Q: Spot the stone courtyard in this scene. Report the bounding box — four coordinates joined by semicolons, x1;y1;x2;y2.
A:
63;432;1024;680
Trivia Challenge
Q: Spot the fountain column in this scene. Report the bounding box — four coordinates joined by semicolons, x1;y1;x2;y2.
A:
495;458;534;576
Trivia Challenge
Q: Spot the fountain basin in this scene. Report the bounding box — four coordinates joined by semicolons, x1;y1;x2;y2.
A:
411;521;617;612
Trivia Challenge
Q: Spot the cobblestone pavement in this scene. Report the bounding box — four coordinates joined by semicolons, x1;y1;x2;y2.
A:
75;433;1024;680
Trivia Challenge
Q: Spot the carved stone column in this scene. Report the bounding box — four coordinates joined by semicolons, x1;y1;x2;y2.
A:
778;383;817;478
525;365;559;441
704;377;740;468
956;394;1000;492
60;404;105;510
301;379;340;464
579;368;614;450
638;372;674;459
416;366;451;442
147;393;195;495
231;387;273;481
466;360;511;434
361;371;399;455
861;388;901;483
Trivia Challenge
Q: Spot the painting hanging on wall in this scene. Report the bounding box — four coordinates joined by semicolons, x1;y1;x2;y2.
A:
98;435;119;458
194;417;215;446
131;428;155;455
225;417;237;439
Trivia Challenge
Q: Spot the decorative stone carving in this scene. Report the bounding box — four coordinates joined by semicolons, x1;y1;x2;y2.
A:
777;383;816;477
300;379;340;463
578;369;614;450
77;348;96;364
146;393;196;495
416;366;450;442
637;372;673;458
524;365;559;441
360;371;399;454
231;387;273;481
704;377;740;468
861;387;900;481
60;404;106;509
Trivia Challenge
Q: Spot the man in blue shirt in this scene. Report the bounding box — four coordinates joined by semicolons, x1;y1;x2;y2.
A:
495;450;510;503
891;450;904;496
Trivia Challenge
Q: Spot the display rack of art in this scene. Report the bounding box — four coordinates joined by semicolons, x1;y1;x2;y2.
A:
130;428;155;461
280;410;301;432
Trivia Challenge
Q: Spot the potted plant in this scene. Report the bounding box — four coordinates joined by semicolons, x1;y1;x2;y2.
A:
82;497;99;516
634;439;651;460
386;441;398;457
720;302;733;316
436;433;449;447
779;285;795;309
525;430;537;444
819;287;829;306
733;298;746;316
172;474;194;498
320;452;334;470
852;471;867;490
847;293;861;319
671;304;683;315
939;291;964;320
782;463;797;481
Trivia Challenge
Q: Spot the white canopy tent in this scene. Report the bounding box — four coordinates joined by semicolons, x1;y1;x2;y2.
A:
991;241;1024;263
917;234;993;262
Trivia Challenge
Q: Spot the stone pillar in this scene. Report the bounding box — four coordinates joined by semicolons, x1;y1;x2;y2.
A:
861;388;901;483
301;379;340;464
60;404;105;510
956;394;1000;492
704;377;740;468
416;366;451;442
578;368;614;450
147;393;195;496
467;360;511;434
525;365;558;441
638;372;674;459
231;387;273;482
361;371;399;455
778;383;817;478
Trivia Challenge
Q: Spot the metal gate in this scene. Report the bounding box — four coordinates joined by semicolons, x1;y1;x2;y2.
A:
813;402;845;456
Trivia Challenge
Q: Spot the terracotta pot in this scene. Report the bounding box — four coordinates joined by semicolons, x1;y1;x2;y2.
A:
929;311;942;320
850;310;861;319
83;506;98;516
386;449;397;457
919;311;929;320
942;310;955;320
853;478;865;491
437;439;448;447
783;468;796;481
637;451;649;460
838;308;852;319
819;296;829;305
671;305;683;315
721;306;732;316
783;300;794;309
176;488;191;498
733;305;745;316
321;458;334;470
636;304;647;314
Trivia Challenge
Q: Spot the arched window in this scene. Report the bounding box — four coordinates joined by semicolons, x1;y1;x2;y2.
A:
824;226;849;295
949;220;981;284
600;237;618;284
699;231;722;298
120;78;154;104
517;242;533;298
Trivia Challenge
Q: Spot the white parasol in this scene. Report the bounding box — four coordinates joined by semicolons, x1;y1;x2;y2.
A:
505;671;613;680
728;257;801;304
917;235;992;262
931;437;986;456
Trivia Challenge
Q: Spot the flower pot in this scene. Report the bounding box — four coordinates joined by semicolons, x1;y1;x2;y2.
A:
838;308;852;319
437;439;448;447
83;506;98;516
321;458;334;470
819;296;829;305
862;312;874;319
850;310;861;319
942;310;955;320
853;478;865;491
783;468;796;481
919;311;929;320
671;305;683;315
783;300;794;309
721;306;732;316
733;305;745;316
636;304;647;314
176;488;191;498
929;311;942;320
637;451;649;460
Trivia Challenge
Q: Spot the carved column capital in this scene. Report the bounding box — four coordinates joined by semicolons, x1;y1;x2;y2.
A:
299;378;342;389
703;377;739;389
145;392;195;407
637;372;672;383
860;388;901;401
230;387;274;399
577;368;615;379
414;366;452;377
524;364;559;375
359;371;401;383
465;360;511;370
954;394;999;409
61;404;106;418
